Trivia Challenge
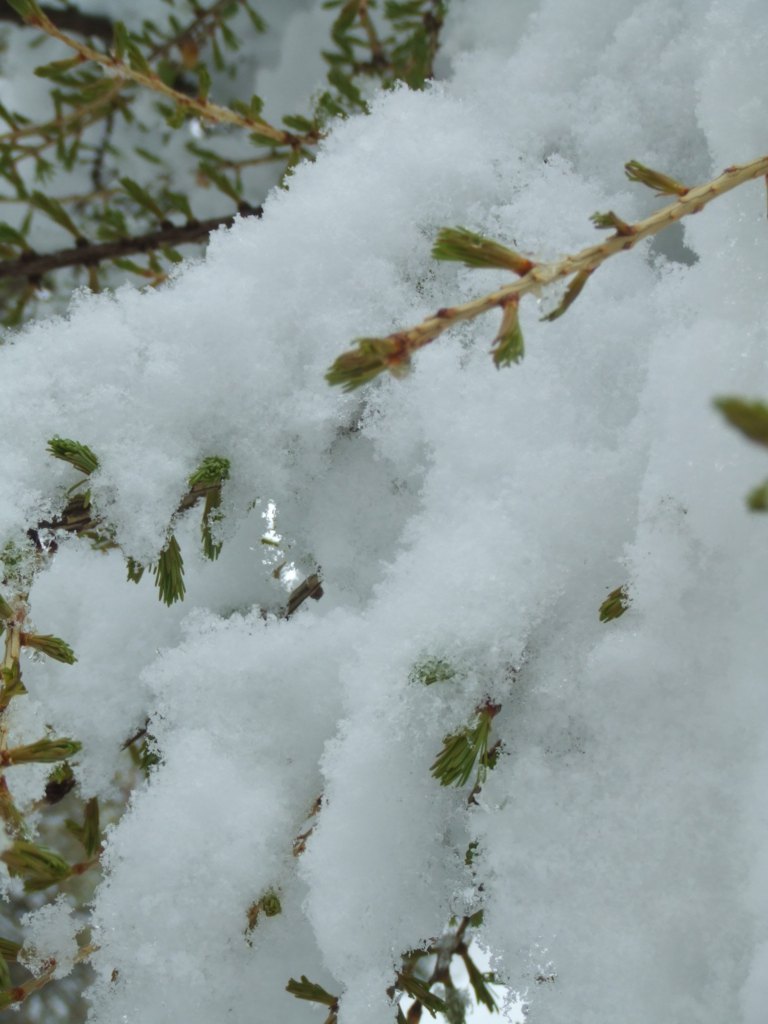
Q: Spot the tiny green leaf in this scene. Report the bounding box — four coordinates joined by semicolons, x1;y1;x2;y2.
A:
4;737;81;766
326;336;406;391
33;57;82;80
590;210;634;236
126;558;145;584
599;585;629;623
120;177;165;220
4;0;39;20
714;397;768;448
47;436;99;475
199;163;241;203
188;456;230;487
283;114;314;132
430;703;500;788
747;479;768;511
126;41;151;75
0;223;29;248
461;949;498;1013
112;20;129;60
30;190;82;238
624;160;689;197
409;656;456;686
492;298;524;367
432;227;535;275
541;268;593;322
0;937;20;963
286;976;339;1008
154;534;185;605
197;63;212;101
21;633;77;664
1;840;71;892
396;974;448;1017
65;797;101;857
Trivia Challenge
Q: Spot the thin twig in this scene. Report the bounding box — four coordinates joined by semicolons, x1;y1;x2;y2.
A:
328;155;768;387
25;4;313;147
1;943;98;1008
0;202;262;280
0;2;112;40
356;0;387;67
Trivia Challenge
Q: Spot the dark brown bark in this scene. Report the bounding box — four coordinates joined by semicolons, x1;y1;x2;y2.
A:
0;2;113;41
0;203;262;281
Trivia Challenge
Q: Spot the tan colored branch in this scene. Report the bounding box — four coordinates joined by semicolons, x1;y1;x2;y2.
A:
327;155;768;389
0;2;112;40
2;943;97;1008
25;5;312;147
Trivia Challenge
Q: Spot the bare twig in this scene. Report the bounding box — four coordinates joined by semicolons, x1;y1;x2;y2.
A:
0;202;262;281
23;4;314;147
0;1;112;40
328;155;768;388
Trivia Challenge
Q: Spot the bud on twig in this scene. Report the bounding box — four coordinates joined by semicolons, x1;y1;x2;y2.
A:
20;633;77;664
540;268;593;322
624;160;689;196
325;336;409;391
590;210;634;236
1;840;71;892
432;227;535;275
2;737;81;766
46;437;100;476
492;297;524;367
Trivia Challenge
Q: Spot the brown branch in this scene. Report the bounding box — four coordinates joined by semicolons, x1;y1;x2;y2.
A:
0;1;112;41
356;0;386;67
285;573;324;618
25;5;308;146
0;202;262;281
1;943;97;1009
328;154;768;389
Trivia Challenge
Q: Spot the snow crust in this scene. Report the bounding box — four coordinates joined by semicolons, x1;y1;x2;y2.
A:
1;0;767;1021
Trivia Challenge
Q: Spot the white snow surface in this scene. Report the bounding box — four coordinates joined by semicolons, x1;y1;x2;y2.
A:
1;0;767;1022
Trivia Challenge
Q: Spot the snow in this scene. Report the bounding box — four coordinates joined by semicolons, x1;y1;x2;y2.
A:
19;897;79;980
0;0;767;1021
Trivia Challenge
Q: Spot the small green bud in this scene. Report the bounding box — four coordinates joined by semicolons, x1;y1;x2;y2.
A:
599;585;629;623
590;210;634;235
624;160;689;196
714;397;768;448
286;976;339;1008
20;633;77;664
188;456;230;488
3;737;81;766
326;336;408;391
430;703;500;788
66;797;101;857
432;227;535;275
492;297;525;367
0;953;9;991
0;937;21;963
154;535;185;606
47;436;100;475
747;479;768;511
409;657;456;686
261;890;282;917
1;840;71;891
540;268;593;322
